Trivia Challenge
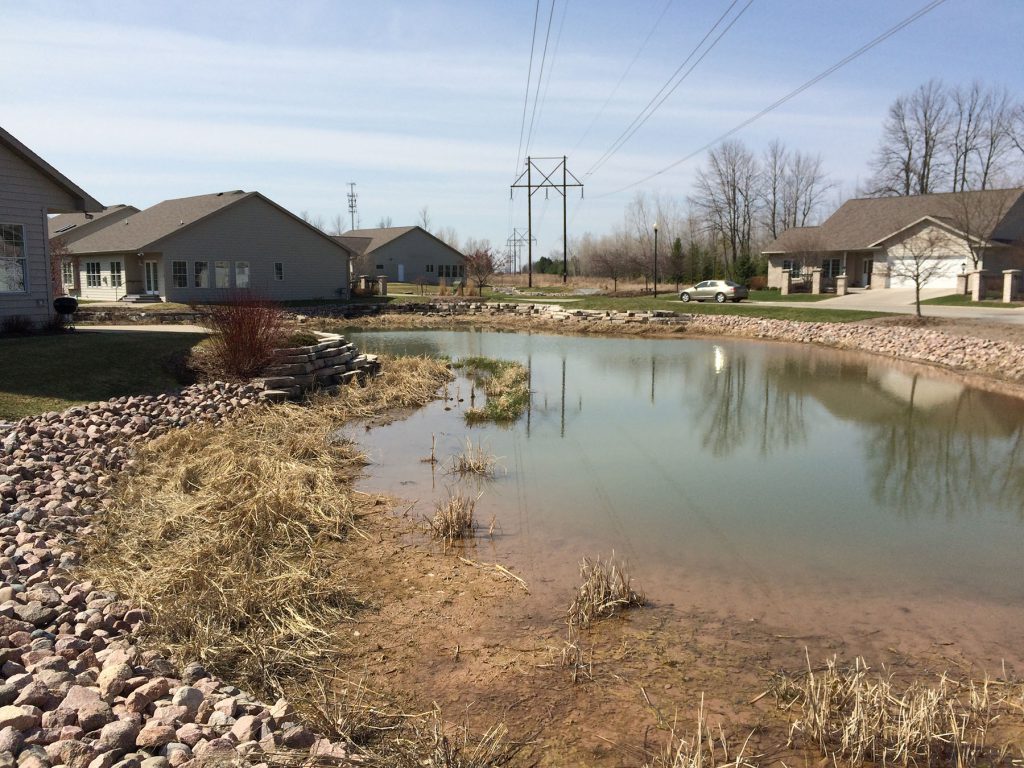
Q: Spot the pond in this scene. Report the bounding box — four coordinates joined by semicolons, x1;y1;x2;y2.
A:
347;329;1024;667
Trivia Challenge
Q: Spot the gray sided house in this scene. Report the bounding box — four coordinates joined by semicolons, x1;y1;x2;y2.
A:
1;126;102;326
337;226;465;285
763;188;1024;291
65;191;354;303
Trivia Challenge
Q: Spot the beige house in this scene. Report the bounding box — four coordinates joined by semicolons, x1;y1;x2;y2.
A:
337;225;465;285
763;188;1024;291
64;191;354;303
1;126;102;327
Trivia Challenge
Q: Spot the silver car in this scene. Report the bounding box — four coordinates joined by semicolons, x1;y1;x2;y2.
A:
679;280;749;303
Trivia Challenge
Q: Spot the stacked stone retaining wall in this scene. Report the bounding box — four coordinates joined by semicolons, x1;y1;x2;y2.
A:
256;333;380;402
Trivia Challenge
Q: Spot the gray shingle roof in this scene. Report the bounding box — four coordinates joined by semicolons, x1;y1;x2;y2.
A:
763;188;1024;253
1;126;103;213
338;225;464;257
67;191;250;253
48;205;138;239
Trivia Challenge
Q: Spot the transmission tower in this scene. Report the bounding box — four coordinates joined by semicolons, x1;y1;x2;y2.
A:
505;228;535;275
510;156;583;286
347;183;358;230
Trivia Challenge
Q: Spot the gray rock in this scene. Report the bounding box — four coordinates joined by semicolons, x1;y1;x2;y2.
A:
97;720;140;753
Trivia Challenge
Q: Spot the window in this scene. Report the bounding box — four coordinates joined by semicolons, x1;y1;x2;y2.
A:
171;261;188;289
235;261;250;289
0;224;27;293
194;261;209;288
215;261;229;288
823;258;842;279
110;261;123;288
274;262;284;281
426;264;434;273
61;260;75;287
375;264;384;271
782;260;795;274
457;265;465;277
85;262;102;288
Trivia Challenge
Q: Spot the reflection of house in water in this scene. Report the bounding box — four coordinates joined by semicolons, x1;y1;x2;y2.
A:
764;348;1024;516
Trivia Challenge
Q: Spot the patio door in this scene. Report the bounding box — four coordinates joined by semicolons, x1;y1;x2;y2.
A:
144;260;160;295
397;263;405;282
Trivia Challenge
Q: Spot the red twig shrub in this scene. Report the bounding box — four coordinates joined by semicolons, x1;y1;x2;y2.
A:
204;294;287;379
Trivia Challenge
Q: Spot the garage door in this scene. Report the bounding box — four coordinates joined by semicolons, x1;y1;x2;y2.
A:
887;256;960;290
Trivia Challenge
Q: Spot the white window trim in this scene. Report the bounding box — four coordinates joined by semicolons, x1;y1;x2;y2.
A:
171;260;189;289
85;262;102;288
194;261;209;289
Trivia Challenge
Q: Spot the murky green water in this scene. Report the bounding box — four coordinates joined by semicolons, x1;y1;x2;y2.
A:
348;329;1024;661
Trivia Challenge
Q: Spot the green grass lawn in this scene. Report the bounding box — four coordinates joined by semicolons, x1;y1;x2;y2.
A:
747;290;833;302
920;293;1024;308
0;331;206;420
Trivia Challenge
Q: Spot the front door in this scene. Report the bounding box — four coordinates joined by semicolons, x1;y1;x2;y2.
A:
144;261;160;295
397;263;405;282
863;258;873;288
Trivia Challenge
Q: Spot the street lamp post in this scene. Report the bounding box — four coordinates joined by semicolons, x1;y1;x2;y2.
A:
653;223;659;298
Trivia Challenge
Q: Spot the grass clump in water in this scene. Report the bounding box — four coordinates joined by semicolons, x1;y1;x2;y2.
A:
427;490;479;547
454;356;530;424
567;552;646;628
449;438;500;477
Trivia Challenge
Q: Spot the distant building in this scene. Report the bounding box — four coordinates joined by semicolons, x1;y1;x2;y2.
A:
337;225;465;284
1;126;102;327
63;190;355;303
763;188;1024;290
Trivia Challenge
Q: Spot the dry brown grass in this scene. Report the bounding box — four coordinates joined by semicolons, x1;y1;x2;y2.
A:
644;696;758;768
449;438;500;477
85;355;452;702
567;552;646;628
427;490;479;547
771;654;1022;767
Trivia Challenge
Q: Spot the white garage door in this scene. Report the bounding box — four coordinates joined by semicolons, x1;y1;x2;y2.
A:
887;256;960;290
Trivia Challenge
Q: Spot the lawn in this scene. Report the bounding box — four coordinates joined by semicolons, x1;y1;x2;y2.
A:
747;290;833;302
0;331;206;420
921;293;1024;308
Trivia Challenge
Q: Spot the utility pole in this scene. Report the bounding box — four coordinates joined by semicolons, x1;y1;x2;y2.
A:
346;183;358;231
511;156;583;288
653;222;659;298
505;228;535;276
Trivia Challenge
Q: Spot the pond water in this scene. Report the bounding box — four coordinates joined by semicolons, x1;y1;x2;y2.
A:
348;329;1024;666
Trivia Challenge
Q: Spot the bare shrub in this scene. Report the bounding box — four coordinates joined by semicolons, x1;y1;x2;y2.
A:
567;552;645;628
0;314;34;336
202;293;287;379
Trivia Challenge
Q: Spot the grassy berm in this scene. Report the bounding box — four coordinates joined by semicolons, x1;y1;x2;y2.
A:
85;356;521;764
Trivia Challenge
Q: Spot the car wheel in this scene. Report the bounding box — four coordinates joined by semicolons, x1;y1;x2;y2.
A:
680;292;691;303
715;293;726;303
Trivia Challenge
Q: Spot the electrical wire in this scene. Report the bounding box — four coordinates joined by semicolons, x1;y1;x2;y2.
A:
596;0;950;198
524;0;558;159
514;0;542;176
530;0;570;151
584;0;752;178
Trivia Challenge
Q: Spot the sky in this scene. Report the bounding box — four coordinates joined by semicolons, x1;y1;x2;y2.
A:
3;0;1023;258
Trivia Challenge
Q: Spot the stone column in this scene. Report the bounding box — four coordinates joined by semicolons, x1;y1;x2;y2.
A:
836;274;848;296
377;275;388;296
811;268;823;295
956;273;969;296
971;270;986;302
780;270;792;296
1003;269;1021;303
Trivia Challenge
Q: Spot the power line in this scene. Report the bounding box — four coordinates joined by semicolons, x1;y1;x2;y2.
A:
598;0;950;198
524;0;558;159
531;0;570;149
572;0;675;153
584;0;752;178
514;0;542;175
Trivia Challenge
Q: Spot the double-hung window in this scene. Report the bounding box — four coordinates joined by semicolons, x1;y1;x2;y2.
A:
234;261;250;289
61;260;75;287
215;261;229;288
110;262;123;288
194;261;209;288
0;224;27;293
171;261;188;289
85;262;102;288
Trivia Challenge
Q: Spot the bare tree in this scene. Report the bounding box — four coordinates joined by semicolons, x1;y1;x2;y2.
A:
435;226;460;248
868;80;951;196
949;82;1018;191
691;139;760;274
887;224;949;317
591;244;628;292
462;237;490;256
463;247;500;294
418;206;431;231
327;213;346;236
762;140;788;240
299;210;326;230
376;216;393;228
49;237;72;297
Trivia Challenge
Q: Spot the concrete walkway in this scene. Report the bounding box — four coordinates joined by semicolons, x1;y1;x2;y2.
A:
75;324;209;333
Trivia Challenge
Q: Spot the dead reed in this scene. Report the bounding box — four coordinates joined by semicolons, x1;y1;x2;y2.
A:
772;654;1013;767
427;490;479;546
449;438;500;477
644;695;758;768
567;552;646;628
85;355;453;702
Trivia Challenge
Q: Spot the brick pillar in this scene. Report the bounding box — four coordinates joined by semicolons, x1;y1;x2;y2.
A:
1003;269;1021;303
836;274;848;296
811;268;823;295
956;273;969;296
780;270;792;296
971;271;986;302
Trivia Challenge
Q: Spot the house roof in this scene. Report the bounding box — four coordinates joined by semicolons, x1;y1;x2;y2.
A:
0;126;103;213
48;205;138;239
337;225;464;257
763;188;1024;253
334;235;373;256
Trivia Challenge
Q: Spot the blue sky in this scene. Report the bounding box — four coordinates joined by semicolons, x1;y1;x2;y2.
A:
3;0;1023;255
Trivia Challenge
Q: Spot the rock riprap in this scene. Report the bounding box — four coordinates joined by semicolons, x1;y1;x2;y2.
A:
0;382;351;766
